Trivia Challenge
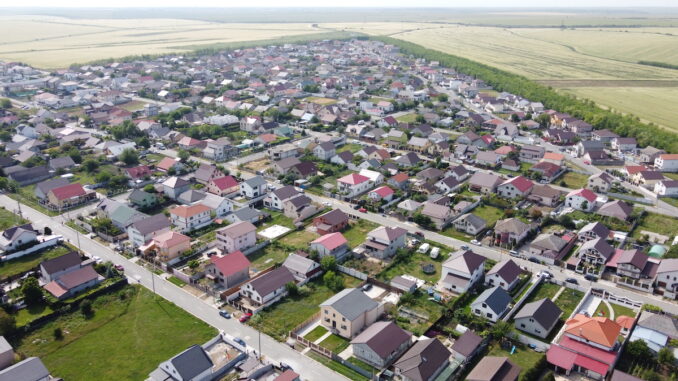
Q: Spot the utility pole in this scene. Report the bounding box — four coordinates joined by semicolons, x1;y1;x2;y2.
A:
258;330;262;363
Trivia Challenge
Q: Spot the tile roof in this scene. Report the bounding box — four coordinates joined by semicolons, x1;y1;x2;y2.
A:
337;173;371;185
514;298;562;330
49;183;87;201
210;250;250;277
153;231;190;248
487;259;522;284
393;338;451;381
567;188;597;202
218;221;256;238
473;286;512;315
467;356;521;381
564;314;622;348
350;321;411;359
249;267;295;296
210;175;239;190
170;204;211;218
320;288;379;321
444;250;485;275
311;232;347;251
451;330;483;357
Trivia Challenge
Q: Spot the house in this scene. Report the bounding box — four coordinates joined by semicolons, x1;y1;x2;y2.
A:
519;145;545;163
565;188;597;212
199;194;233;217
207;175;239;197
169;204;212;233
528;233;572;264
337;173;372;198
282;253;321;282
313;209;349;235
612;137;637;152
156;157;183;173
420;201;453;230
494;218;532;247
639;146;666;164
331;151;353;166
368;186;395;202
351;321;412;369
43;265;103;300
471;286;512;322
48;156;75;171
654;180;678;197
587;172;614;193
391;275;417;293
126;214;171;248
497;176;534;199
502;159;520;172
320;288;382;339
40;251;82;283
205;250;250;289
273;157;302;174
614;249;658;292
485;259;522;291
654;154;678;172
34;177;70;201
530;162;562;182
407;136;431;153
216;221;257;254
241;266;295;309
310;232;349;260
151;344;214;381
578;221;610;242
193;164;223;185
578;237;615;265
359;169;384;185
289;161;317;179
362;226;407;259
313;142;336;161
0;223;38;252
527;184;562;207
629;311;678;353
441;249;485;293
655;259;678;299
177;189;207;205
453;213;487;236
203;138;239;162
457;131;486;148
451;330;483;363
597;200;633;221
283;194;316;221
46;183;96;210
475;151;501;167
162;177;191;200
633;170;665;189
128;189;157;209
393;338;451;381
467;357;521;381
542;152;565;166
226;207;269;225
468;172;503;194
142;231;191;263
435;176;464;194
0;357;52;381
514;298;563;339
240;176;267;199
264;186;300;211
395;152;421;167
8;165;52;186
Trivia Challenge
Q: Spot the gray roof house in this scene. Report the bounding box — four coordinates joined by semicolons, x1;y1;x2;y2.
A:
226;207;269;225
320;288;382;339
393;338;451;381
155;344;213;381
514;298;562;339
34;177;70;200
282;253;321;282
471;286;512;323
485;259;522;291
350;321;412;368
0;357;51;381
48;156;76;171
451;330;483;362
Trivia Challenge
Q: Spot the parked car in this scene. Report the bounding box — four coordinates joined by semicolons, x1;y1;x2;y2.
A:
565;278;579;285
460;244;470;250
509;250;519;257
114;264;124;272
584;274;597;282
539;271;553;279
528;257;540;264
233;337;246;346
358;207;367;213
239;313;252;323
362;283;372;292
219;310;231;319
470;239;480;246
323;201;331;207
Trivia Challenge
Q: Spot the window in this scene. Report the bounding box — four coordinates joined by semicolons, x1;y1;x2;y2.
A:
482;303;487;308
520;324;525;328
474;309;480;314
487;313;493;318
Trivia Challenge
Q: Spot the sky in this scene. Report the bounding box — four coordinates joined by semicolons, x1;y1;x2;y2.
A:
4;0;678;7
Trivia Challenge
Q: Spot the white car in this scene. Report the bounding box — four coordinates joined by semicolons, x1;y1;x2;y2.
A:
470;239;480;246
323;201;331;207
92;256;102;263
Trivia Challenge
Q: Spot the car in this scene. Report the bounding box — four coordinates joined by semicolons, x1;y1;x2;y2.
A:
92;256;102;263
414;231;425;238
565;278;578;285
219;310;231;319
239;313;252;323
470;239;480;246
323;201;331;207
362;283;372;292
353;204;361;210
584;274;597;282
279;362;293;371
358;207;367;213
583;160;591;165
509;250;519;257
528;257;540;263
539;271;553;279
233;337;246;346
460;245;470;250
114;264;124;272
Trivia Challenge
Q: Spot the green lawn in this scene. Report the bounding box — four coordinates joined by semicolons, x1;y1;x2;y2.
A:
524;282;562;305
378;250;446;284
610;302;636;318
319;334;350;353
168;276;186;288
337;143;363;154
487;343;544;377
558;171;589;189
569;210;632;232
440;227;473;242
248;243;290;271
0;245;72;280
307;352;369;381
347;357;379;374
554;288;584;319
632;212;678;239
259;209;296;231
661;197;678;208
594;302;612;319
0;207;27;230
8;186;59;216
15;303;54;327
342;219;379;249
279;230;319;247
15;285;216;381
304;326;328;342
472;205;504;227
249;275;361;341
396;113;418;123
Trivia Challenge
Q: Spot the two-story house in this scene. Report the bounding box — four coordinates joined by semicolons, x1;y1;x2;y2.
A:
169;204;212;233
241;267;295;309
351;321;412;369
310;232;349;260
205;250;250;289
615;249;659;292
362;226;407;259
240;176;267;199
0;223;38;253
441;250;485;293
566;188;597;212
578;237;615;265
207;175;240;197
655;258;678;299
494;218;532;247
264;186;300;211
313;209;349;235
313;142;336;161
497;176;534;199
514;298;562;339
337;173;373;198
320;288;382;339
471;286;512;323
485;259;522;291
216;221;257;254
126;214;171;247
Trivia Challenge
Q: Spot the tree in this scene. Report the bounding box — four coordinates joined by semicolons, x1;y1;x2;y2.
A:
491;320;514;341
80;299;93;317
436;94;448;102
658;346;674;367
119;148;139;166
530;208;543;219
285;282;299;297
188;260;199;269
21;276;44;306
320;256;337;272
510;113;521;123
323;271;344;292
67;148;82;164
143;184;156;193
178;149;190;162
625;339;654;365
82;159;99;173
0;310;15;336
53;327;64;340
0;98;11;109
413;213;434;230
95;171;111;184
580;200;588;211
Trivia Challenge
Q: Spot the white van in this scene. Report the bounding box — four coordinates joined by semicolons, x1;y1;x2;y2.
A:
430;247;440;259
417;243;430;254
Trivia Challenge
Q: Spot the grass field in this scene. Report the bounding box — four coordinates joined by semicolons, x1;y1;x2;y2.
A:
487;342;544;377
0;207;27;230
342;219;379;249
0;245;72;280
303;325;328;342
559;171;589;189
524;282;561;305
471;205;505;227
15;285;216;381
555;288;585;319
632;212;678;239
319;334;350;353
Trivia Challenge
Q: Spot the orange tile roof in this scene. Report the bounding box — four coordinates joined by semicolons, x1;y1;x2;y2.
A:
543;152;565;161
153;231;190;248
170;204;211;218
565;314;621;348
616;315;635;330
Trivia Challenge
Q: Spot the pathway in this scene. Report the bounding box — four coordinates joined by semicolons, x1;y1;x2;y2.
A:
552;286;566;302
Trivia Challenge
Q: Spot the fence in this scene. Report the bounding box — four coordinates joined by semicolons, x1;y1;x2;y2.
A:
289;332;377;380
503;275;543;322
336;264;368;280
608;192;654;205
1;235;62;262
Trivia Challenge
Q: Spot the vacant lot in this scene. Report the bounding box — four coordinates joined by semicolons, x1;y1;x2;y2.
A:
0;207;27;230
559;171;589;189
16;285;216;380
632;212;678;239
343;219;379;249
0;245;72;280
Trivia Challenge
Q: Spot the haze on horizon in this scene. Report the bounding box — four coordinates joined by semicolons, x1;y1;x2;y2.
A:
5;0;678;8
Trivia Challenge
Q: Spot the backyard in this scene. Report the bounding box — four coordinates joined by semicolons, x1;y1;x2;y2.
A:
248;274;362;341
0;244;72;280
395;291;447;336
632;212;678;240
342;219;379;249
318;334;350;353
258;209;296;231
471;204;504;227
558;171;589;189
14;285;216;381
523;282;561;305
554;288;585;319
487;342;544;377
377;250;447;284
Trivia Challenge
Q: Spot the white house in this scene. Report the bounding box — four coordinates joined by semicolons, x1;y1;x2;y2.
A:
359;169;384;185
471;286;512;323
241;267;295;309
169;204;212;233
565;188;597;212
362;226;407;259
337;173;373;198
313;142;336;161
485;259;522;291
240;176;267;199
654;154;678;173
656;258;678;299
216;221;257;254
441;250;485;293
514;298;563;339
0;224;38;252
654;180;678;197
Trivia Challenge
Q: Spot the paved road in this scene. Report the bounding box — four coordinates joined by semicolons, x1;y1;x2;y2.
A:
0;195;348;381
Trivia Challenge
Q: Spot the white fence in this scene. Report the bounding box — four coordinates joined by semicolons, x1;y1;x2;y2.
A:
1;235;62;262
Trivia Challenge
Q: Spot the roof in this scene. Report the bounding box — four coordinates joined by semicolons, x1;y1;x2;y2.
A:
170;345;213;381
40;251;81;275
393;338;451;381
283;253;317;275
495;218;530;235
451;330;483;357
35;177;70;196
637;311;678;338
218;221;256;238
371;186;394;197
467;356;521;381
611;370;644;381
444;250;485;275
487;259;522;284
272;185;299;200
351;321;411;359
469;172;503;188
421;201;451;219
473;286;512;314
567;188;597;202
311;232;347;251
170;204;211;218
248;266;295;296
49;183;87;201
210;175;239;190
156;157;180;171
657;258;678;274
210;250;250;277
617;249;648;270
0;357;50;381
320;288;379;321
564;314;622;348
130;214;170;236
368;226;407;242
579;221;610;239
162;176;190;189
275;370;300;381
232;207;268;221
243;176;266;188
57;265;99;290
337;173;370;185
514;298;562;329
153;231;190;248
316;209;348;226
579;237;615;260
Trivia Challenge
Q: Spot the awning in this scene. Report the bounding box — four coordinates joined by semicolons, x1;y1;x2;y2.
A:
546;345;576;371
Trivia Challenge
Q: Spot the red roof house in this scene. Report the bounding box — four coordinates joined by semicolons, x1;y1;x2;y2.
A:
206;250;251;288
